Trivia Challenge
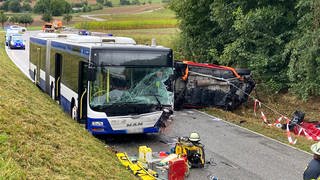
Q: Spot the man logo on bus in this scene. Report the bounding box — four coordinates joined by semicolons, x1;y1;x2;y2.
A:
127;122;143;127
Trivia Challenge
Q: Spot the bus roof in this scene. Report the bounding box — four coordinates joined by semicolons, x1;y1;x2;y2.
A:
31;33;171;51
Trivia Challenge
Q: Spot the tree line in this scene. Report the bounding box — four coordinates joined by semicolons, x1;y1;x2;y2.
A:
170;0;320;99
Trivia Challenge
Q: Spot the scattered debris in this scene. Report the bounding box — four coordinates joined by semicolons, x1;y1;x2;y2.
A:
117;133;207;179
212;117;222;122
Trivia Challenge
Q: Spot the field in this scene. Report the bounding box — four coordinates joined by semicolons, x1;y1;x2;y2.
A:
73;6;178;48
0;33;134;179
110;0;164;6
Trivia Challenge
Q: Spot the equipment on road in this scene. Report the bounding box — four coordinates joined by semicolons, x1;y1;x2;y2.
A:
117;152;158;180
139;146;153;163
174;133;205;168
118;145;189;180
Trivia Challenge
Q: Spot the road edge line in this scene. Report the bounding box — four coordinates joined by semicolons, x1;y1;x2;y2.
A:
193;109;312;156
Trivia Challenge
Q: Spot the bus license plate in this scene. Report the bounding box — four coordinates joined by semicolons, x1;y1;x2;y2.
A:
127;128;143;134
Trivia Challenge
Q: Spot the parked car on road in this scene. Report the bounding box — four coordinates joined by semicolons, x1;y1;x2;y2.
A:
5;29;19;46
9;25;27;33
78;29;91;35
8;34;25;49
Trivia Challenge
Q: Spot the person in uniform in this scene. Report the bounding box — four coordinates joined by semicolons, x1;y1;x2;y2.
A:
303;142;320;180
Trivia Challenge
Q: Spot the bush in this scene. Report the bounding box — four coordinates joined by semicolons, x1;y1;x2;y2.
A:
89;4;103;11
8;0;21;13
120;0;130;5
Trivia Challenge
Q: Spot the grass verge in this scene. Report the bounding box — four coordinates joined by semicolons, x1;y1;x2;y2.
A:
0;33;135;179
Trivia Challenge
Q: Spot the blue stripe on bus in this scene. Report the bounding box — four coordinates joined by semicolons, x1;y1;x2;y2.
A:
86;117;160;135
143;127;159;133
51;41;90;58
30;37;46;46
39;78;46;91
60;95;71;114
29;69;34;80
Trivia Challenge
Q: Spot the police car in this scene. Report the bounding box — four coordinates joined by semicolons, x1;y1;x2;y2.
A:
8;34;25;49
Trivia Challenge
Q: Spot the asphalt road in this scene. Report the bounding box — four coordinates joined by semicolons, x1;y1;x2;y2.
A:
7;31;312;180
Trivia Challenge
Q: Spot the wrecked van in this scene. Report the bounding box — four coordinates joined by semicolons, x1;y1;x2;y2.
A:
174;61;255;110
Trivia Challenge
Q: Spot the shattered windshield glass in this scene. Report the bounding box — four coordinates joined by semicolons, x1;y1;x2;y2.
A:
89;66;173;110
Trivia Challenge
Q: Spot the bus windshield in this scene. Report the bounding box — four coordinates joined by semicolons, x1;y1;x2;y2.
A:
89;66;173;112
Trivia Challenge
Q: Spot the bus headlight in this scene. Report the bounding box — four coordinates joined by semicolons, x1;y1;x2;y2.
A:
92;121;104;126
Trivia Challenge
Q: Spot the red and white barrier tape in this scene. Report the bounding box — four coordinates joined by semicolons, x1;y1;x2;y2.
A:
297;125;320;141
273;116;283;128
285;117;297;144
253;98;320;144
260;112;273;126
254;99;298;144
254;99;261;116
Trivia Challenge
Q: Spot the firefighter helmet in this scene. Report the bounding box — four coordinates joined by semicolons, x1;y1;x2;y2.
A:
189;132;200;142
311;142;320;155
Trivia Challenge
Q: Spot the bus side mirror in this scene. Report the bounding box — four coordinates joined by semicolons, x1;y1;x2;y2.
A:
88;67;96;81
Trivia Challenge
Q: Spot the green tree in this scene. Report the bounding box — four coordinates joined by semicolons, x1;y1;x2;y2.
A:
22;2;32;12
0;1;10;11
120;0;130;5
41;12;52;22
63;13;72;25
285;0;320;99
18;14;33;27
0;11;8;28
96;0;104;4
104;0;113;7
8;0;21;12
170;0;299;93
132;0;140;5
9;15;19;24
34;0;71;16
33;0;50;14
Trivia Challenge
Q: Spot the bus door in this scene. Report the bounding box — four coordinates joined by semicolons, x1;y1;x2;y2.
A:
54;53;62;103
78;61;88;123
36;48;41;85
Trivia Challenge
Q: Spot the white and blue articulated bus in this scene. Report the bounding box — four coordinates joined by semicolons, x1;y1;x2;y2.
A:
29;33;174;135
